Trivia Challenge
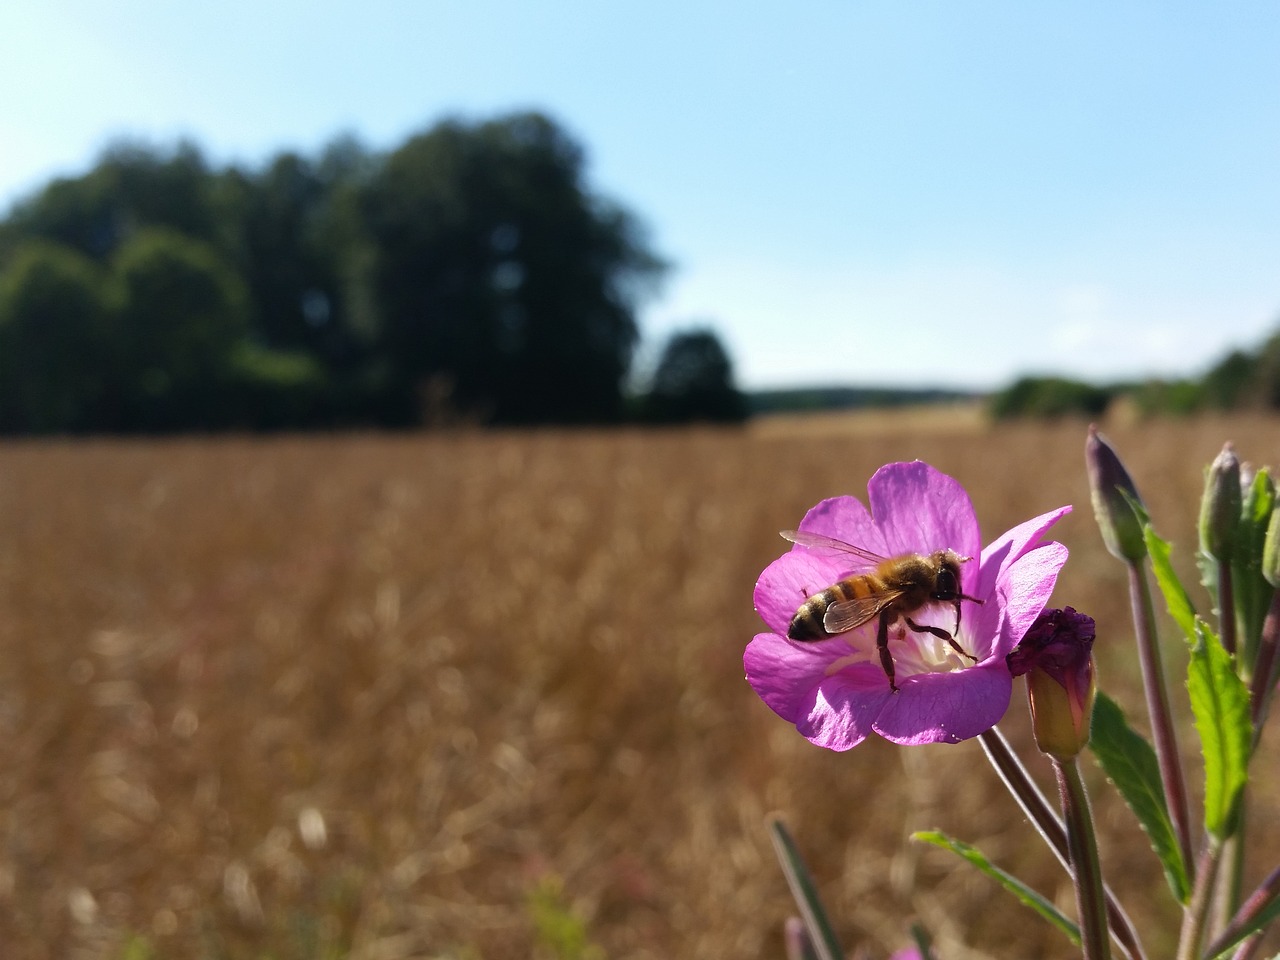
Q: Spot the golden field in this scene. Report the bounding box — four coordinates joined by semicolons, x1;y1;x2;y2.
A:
4;411;1280;960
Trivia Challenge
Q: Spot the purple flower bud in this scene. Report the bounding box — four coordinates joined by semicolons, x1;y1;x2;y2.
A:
1085;426;1147;563
1007;607;1097;761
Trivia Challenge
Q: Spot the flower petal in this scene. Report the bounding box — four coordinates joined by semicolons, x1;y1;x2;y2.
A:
867;461;981;561
744;631;845;722
965;537;1069;662
799;666;893;751
753;550;844;636
977;505;1072;599
992;541;1070;659
794;494;885;554
872;662;1013;745
744;632;890;751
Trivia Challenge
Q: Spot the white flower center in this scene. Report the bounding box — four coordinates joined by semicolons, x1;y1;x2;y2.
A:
823;610;980;681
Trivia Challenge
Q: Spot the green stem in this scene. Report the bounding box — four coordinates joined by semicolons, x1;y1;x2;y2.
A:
1128;560;1196;881
1206;862;1280;959
1054;757;1111;960
1218;557;1237;659
978;728;1145;960
1248;590;1280;736
1214;805;1245;943
1178;841;1223;960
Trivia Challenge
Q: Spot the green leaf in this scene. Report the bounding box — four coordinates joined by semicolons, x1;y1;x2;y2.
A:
912;831;1080;946
767;816;845;960
1089;691;1190;903
1144;523;1199;645
908;923;936;960
1187;620;1252;839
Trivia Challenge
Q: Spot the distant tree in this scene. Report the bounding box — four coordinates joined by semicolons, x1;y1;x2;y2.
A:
0;242;110;432
1201;349;1258;410
643;327;747;423
1247;331;1280;409
110;228;249;430
0;116;672;432
3;140;222;264
360;111;666;425
229;141;375;368
988;376;1112;420
219;341;332;430
1125;378;1205;417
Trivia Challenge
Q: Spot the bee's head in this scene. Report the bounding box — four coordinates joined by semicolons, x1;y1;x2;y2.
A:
931;550;972;600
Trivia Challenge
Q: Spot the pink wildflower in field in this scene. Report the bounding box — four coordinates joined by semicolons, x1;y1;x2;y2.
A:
746;461;1070;750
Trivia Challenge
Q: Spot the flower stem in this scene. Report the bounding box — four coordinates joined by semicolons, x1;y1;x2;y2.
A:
1055;757;1111;960
1178;840;1223;960
1214;805;1245;941
1205;863;1280;959
1127;560;1196;882
1249;590;1280;735
1218;556;1237;658
979;728;1144;960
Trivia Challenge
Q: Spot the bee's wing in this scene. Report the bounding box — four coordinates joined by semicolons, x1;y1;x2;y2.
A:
780;530;886;567
822;590;903;635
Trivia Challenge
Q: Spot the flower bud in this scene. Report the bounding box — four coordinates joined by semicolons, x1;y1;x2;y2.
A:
1085;426;1147;563
1007;607;1097;761
1264;506;1280;589
1199;444;1241;562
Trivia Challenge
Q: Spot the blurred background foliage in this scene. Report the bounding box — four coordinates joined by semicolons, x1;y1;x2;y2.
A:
0;111;746;434
986;329;1280;422
4;107;1280;434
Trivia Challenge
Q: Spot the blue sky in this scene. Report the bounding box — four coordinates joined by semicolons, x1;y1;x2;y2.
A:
3;1;1279;390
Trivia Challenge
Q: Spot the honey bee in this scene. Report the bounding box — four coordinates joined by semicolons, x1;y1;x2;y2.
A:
781;530;983;691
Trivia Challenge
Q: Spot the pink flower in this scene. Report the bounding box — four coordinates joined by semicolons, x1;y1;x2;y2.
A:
746;461;1070;750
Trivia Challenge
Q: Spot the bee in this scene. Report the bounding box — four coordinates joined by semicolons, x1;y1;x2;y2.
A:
781;530;983;692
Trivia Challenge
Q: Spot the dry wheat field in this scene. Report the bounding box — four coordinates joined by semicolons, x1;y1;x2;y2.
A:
4;411;1280;960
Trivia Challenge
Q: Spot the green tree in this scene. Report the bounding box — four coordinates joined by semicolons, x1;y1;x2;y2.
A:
643;327;747;423
360;112;666;425
2;140;222;264
988;376;1112;420
0;242;111;432
1201;349;1257;410
231;143;372;364
110;228;249;429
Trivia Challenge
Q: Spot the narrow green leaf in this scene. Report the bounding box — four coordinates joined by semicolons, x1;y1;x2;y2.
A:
1187;620;1252;839
1144;523;1199;644
767;816;844;960
908;923;935;960
912;831;1081;946
1089;691;1189;903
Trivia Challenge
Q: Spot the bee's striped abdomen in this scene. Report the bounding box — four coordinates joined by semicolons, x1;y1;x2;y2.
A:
787;574;884;640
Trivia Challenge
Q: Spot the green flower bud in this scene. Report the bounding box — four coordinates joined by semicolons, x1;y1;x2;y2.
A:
1199;443;1241;562
1085;426;1147;563
1264;506;1280;588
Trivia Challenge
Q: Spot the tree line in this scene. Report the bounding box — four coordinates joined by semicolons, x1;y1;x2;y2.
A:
989;327;1280;421
0;112;745;434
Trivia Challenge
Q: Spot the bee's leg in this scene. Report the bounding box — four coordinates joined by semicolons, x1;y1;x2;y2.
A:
903;617;978;663
951;594;984;633
877;610;899;692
